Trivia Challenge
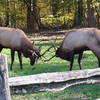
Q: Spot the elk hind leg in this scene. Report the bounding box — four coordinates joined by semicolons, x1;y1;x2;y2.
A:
96;56;100;67
91;50;100;68
69;51;75;71
78;51;83;70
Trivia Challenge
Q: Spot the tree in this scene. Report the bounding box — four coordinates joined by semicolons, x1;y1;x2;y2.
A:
87;0;96;27
5;0;10;26
73;0;84;27
24;0;40;32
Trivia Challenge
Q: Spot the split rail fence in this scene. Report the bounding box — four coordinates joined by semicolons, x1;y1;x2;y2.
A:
0;54;100;100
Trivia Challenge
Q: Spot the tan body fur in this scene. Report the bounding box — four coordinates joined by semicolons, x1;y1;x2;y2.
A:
62;28;98;51
0;27;32;50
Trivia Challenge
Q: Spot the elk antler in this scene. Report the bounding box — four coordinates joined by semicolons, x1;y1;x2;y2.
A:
40;46;54;57
40;40;57;61
43;55;56;62
39;35;58;62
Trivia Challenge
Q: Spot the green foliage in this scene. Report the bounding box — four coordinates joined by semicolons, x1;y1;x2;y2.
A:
0;0;99;29
41;13;74;27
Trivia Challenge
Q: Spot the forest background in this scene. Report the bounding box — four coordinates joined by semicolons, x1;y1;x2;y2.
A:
0;0;99;33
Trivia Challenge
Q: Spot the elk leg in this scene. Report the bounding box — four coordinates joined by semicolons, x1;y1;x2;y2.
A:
69;51;74;71
87;45;100;68
78;52;83;70
10;49;15;70
96;57;100;67
0;45;3;52
91;50;100;67
17;51;23;70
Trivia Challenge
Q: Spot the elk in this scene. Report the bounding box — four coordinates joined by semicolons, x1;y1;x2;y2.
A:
56;28;100;71
0;27;40;70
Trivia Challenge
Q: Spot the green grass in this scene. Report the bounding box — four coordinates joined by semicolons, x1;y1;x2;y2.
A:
11;84;100;100
6;50;98;77
1;38;100;100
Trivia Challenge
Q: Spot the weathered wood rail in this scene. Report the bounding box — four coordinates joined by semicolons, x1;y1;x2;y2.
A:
9;68;100;94
0;54;11;100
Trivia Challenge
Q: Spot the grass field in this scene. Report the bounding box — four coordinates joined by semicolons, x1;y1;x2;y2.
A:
1;35;100;100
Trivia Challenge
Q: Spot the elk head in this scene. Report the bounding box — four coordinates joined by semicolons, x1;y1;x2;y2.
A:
23;47;41;65
56;47;72;61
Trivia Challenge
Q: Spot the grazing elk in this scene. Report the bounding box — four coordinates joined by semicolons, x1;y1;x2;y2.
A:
0;27;40;70
56;28;100;71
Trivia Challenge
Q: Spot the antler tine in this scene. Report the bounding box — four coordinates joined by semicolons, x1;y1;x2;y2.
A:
43;55;56;62
40;35;58;62
40;46;53;57
50;40;57;51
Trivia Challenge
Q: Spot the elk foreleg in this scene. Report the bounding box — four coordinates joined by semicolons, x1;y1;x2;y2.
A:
10;49;15;70
17;51;23;70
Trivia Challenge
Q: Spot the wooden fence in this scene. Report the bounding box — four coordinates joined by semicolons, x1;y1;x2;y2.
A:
0;54;100;99
0;54;11;100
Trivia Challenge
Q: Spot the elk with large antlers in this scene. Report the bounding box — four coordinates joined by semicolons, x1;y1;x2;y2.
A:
56;28;100;71
0;27;40;70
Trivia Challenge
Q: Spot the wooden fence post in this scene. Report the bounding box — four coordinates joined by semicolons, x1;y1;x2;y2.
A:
0;54;11;100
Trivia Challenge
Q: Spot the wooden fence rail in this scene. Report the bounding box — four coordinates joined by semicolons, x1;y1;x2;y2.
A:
0;54;11;100
9;68;100;94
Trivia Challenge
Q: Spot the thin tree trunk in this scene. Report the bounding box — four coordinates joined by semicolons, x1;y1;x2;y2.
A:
73;0;83;27
5;0;9;27
26;0;40;33
10;2;16;28
87;0;96;27
95;3;100;28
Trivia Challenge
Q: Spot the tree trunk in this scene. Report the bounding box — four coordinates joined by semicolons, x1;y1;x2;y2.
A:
73;0;83;27
26;0;40;33
10;2;16;28
82;3;88;27
95;3;100;28
5;0;9;27
87;0;96;27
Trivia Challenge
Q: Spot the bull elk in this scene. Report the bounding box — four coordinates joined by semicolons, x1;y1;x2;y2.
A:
0;27;40;70
56;28;100;71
